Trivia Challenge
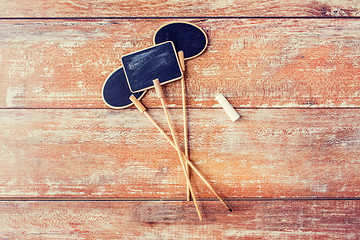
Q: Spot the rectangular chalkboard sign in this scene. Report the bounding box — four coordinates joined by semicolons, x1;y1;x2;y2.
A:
122;41;183;93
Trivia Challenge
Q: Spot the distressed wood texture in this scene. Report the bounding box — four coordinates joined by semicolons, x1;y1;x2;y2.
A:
0;200;359;239
1;19;359;109
1;1;360;237
0;0;359;17
1;109;359;198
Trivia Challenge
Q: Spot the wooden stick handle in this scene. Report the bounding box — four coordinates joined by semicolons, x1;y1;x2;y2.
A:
178;50;190;201
129;96;231;212
152;80;202;220
153;79;178;146
130;93;203;220
180;152;232;212
153;79;165;99
143;110;231;212
178;50;185;72
129;95;146;113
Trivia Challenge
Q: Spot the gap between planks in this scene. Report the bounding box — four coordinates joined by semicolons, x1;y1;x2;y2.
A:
1;197;360;202
1;107;360;110
0;16;359;20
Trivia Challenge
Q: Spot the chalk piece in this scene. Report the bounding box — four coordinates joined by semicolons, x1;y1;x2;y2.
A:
153;22;208;60
215;93;240;122
102;67;146;109
122;41;183;93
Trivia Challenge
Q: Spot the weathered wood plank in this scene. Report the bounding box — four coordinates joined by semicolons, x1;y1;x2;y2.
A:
0;109;359;198
0;200;359;239
1;19;359;109
0;0;359;17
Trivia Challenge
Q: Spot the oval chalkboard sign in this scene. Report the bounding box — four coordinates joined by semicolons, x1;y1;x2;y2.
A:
102;67;146;109
153;22;208;60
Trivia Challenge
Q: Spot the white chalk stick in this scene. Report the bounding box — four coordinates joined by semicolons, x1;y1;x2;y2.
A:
215;93;240;122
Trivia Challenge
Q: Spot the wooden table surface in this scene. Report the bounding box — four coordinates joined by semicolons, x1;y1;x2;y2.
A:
1;0;360;239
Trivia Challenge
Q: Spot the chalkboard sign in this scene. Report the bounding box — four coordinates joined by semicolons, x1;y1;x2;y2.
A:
153;22;208;60
102;67;146;109
122;41;183;93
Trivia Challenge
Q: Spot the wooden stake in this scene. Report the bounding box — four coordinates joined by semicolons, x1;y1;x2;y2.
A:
178;50;190;201
153;79;202;220
129;95;232;212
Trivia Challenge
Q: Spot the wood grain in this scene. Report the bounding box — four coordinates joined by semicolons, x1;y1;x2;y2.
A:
0;200;359;239
1;19;359;109
0;0;359;18
1;0;359;237
1;108;359;198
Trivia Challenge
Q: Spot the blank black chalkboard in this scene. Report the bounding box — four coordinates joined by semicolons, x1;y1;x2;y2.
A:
153;22;208;60
122;41;183;93
102;67;146;109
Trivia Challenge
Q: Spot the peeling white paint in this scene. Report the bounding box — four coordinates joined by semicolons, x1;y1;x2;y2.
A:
207;0;234;11
77;81;84;88
202;65;220;76
66;0;88;9
32;86;44;94
42;67;54;78
46;190;86;195
6;85;25;107
231;39;245;50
